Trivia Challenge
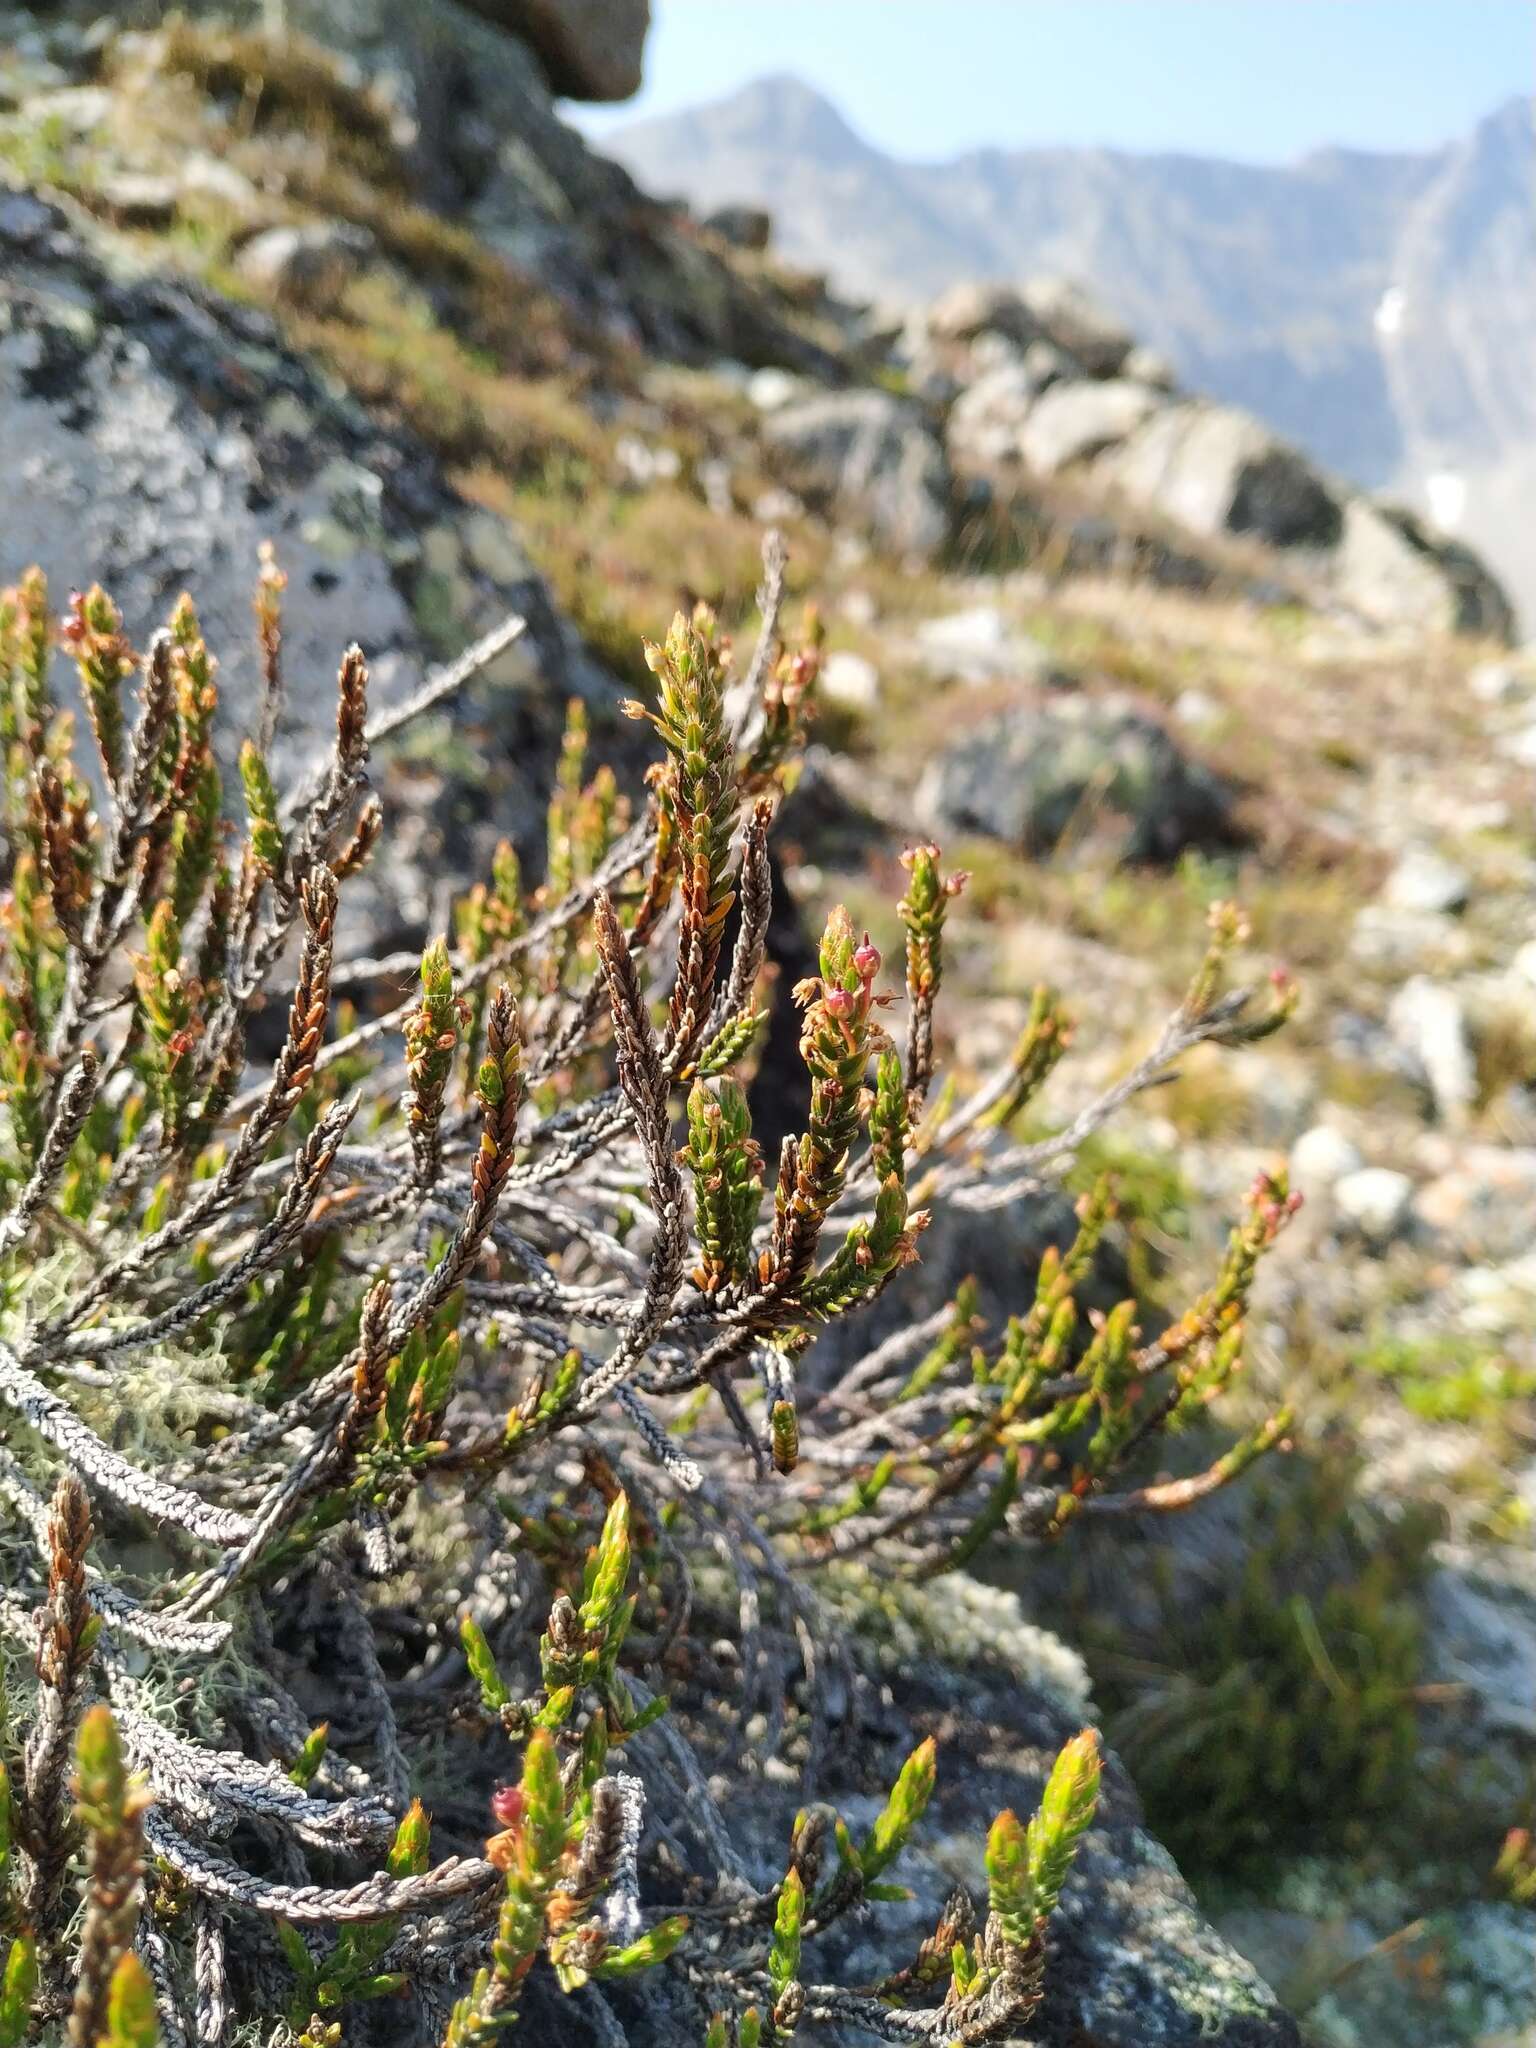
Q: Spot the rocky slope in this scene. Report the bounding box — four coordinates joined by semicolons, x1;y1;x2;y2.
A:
600;78;1536;628
1;9;1534;2045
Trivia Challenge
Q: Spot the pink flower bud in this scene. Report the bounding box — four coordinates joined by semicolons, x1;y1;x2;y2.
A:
853;938;881;980
491;1785;524;1828
823;986;854;1020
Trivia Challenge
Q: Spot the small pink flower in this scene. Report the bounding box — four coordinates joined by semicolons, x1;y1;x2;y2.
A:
491;1784;524;1828
853;938;882;980
823;987;854;1020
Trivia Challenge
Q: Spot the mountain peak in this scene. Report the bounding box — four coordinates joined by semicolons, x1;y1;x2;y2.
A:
622;70;871;158
1467;92;1533;158
597;79;1531;621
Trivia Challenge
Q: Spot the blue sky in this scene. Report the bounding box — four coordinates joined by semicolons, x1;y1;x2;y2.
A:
573;1;1532;163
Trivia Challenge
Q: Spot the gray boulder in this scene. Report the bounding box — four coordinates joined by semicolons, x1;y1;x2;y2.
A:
95;168;179;226
762;388;953;559
945;345;1071;465
0;189;592;958
1387;975;1477;1126
647;1575;1304;2048
234;220;377;313
79;2;835;373
918;695;1236;862
1384;846;1472;915
701;201;772;250
460;0;649;100
1332;1165;1416;1244
1334;498;1515;641
914;604;1076;687
1019;376;1166;475
1124;342;1179;391
1094;401;1344;550
927;279;1042;346
1022;274;1135;376
1306;1904;1536;2048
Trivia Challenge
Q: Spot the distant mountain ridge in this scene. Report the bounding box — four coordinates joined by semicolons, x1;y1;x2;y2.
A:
598;79;1536;627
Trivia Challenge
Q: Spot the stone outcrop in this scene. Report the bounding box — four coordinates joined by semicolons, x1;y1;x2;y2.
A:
1022;272;1136;376
1093;400;1344;551
0;187;591;958
1019;375;1165;475
20;1;840;374
918;693;1237;863
590;1574;1304;2048
762;388;953;561
911;280;1513;640
466;0;649;101
1334;498;1515;641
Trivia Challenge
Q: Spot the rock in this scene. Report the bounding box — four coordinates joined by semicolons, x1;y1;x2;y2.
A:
1332;1166;1415;1243
1307;1904;1536;2048
177;151;260;215
1094;401;1344;551
1426;1541;1536;1749
751;485;803;524
746;366;805;412
1384;847;1471;915
916;603;1012;661
1223;1053;1317;1145
1451;1253;1536;1335
460;0;650;101
1468;657;1531;704
1216;1909;1376;2016
1289;1125;1364;1191
108;1;837;379
820;648;880;711
1123;343;1179;392
1174;688;1221;727
945;348;1070;465
1384;843;1482;917
918;696;1235;863
460;507;535;584
913;605;1068;686
96;171;179;227
1387;976;1477;1124
1334;498;1516;642
904;353;964;408
1411;1147;1536;1261
21;84;110;135
0;188;60;247
762;389;953;560
0;188;588;965
1350;904;1476;975
614;433;681;484
771;744;889;874
234;221;376;314
1019;377;1166;475
636;1572;1303;2048
927;280;1041;347
702;202;771;251
1021;274;1135;376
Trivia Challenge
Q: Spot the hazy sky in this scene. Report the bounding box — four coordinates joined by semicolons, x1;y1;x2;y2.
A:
573;1;1532;163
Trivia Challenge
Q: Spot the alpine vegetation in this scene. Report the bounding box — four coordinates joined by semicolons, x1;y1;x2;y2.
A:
0;539;1296;2045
